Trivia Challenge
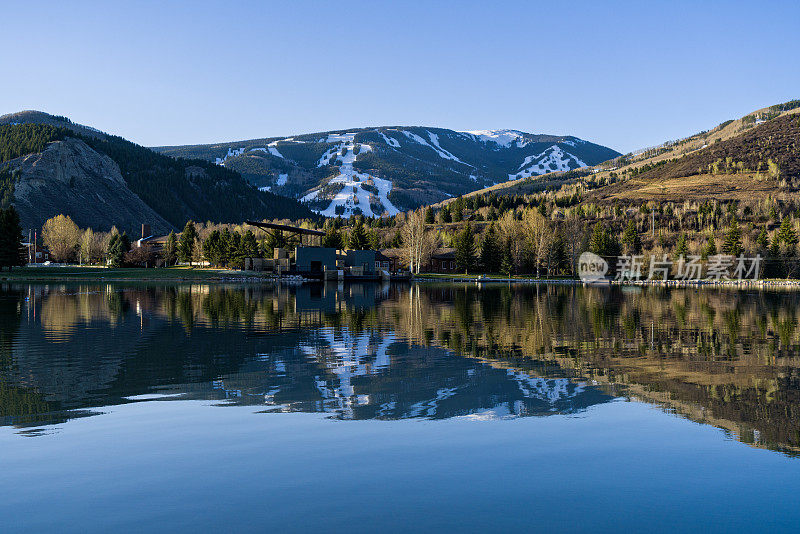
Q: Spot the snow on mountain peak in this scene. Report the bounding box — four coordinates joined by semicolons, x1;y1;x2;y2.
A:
463;129;527;148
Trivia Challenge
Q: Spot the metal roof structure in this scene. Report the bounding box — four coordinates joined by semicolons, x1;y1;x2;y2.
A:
245;221;325;247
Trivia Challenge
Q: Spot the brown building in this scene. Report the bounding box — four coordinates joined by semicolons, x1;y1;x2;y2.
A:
428;248;457;273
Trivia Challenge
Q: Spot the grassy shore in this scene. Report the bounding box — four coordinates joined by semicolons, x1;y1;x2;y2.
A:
0;265;274;282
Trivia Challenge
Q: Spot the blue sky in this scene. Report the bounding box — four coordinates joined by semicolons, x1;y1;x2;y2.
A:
1;0;798;152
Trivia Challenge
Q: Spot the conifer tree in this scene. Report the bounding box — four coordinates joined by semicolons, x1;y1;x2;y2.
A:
203;230;222;267
439;205;452;224
347;218;369;250
454;222;476;273
621;220;642;254
178;221;198;265
777;217;798;248
0;206;23;270
322;227;343;249
368;230;382;251
703;237;717;259
722;220;743;256
479;222;500;273
756;227;769;250
162;231;177;266
500;238;513;277
240;230;258;259
675;233;689;258
107;233;125;267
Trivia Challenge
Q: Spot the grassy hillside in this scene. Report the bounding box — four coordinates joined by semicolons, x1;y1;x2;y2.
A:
445;100;800;206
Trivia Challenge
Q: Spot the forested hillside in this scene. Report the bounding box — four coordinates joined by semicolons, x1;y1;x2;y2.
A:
79;133;314;227
0;114;315;232
155;126;620;217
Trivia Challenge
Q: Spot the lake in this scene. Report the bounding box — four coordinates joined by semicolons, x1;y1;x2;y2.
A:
2;281;800;532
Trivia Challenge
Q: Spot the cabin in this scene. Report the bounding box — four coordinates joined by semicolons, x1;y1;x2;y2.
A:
21;243;50;263
375;251;397;272
428;248;457;273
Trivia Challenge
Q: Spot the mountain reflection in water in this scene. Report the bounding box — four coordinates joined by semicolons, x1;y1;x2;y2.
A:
1;281;799;456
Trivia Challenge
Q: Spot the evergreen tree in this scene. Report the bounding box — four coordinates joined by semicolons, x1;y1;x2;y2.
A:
547;231;568;276
240;230;258;259
178;221;197;265
768;234;781;258
777;217;798;248
500;238;513;277
703;237;717;259
756;227;769;250
368;230;382;251
776;218;799;277
479;222;501;273
588;222;619;257
203;230;223;267
721;220;743;256
162;231;177;266
347;219;369;250
675;233;689;258
452;197;464;222
588;222;606;255
107;233;125;267
390;231;403;248
227;230;242;268
621;220;642;254
439;205;452;224
322;227;344;249
0;206;23;270
454;222;476;273
424;207;435;224
120;232;131;253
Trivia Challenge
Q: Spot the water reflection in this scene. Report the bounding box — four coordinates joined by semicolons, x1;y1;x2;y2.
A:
2;281;800;456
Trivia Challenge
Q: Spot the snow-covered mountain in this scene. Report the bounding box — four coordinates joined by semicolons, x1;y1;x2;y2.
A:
154;126;620;217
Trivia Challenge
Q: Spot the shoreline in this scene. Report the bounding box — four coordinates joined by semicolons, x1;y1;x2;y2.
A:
412;273;800;289
5;267;800;290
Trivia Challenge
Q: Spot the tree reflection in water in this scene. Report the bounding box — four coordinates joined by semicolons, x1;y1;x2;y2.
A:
1;282;799;455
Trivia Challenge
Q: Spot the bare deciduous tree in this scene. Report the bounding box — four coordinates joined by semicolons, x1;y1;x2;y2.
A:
401;209;437;273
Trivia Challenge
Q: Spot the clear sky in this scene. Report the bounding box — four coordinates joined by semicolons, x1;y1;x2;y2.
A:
1;0;798;153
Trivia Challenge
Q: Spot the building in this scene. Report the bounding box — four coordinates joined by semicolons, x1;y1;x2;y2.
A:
21;242;50;263
428;248;457;273
345;250;376;276
375;250;399;272
295;247;337;274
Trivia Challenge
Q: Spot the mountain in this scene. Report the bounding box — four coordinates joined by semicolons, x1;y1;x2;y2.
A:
447;99;800;205
153;127;620;217
0;111;315;234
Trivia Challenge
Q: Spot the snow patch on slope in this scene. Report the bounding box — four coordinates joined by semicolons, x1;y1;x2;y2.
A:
401;130;470;165
508;145;587;180
427;132;469;164
302;136;398;218
215;147;245;165
378;130;401;148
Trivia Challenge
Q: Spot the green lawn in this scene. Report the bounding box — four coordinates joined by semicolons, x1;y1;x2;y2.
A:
0;265;271;282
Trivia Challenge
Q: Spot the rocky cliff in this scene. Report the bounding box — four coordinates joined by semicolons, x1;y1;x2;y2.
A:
8;137;171;234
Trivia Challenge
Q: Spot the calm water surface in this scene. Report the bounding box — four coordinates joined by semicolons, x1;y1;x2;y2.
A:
2;282;800;532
